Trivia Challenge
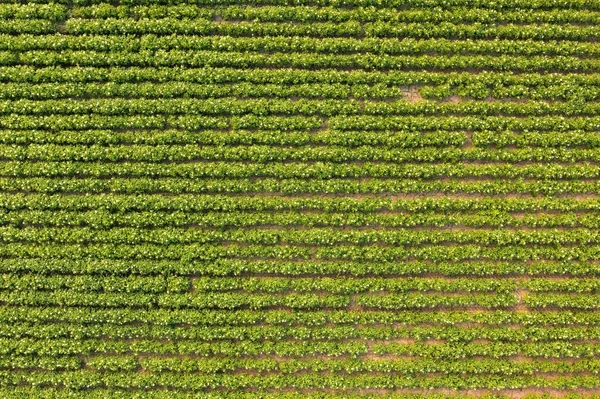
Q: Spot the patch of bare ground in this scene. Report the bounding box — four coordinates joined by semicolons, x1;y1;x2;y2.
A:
447;94;462;103
409;87;424;103
349;94;366;112
511;98;529;104
55;21;67;34
513;277;529;312
424;338;445;345
135;363;148;374
320;117;328;132
400;85;424;103
187;276;196;293
360;353;418;362
464;130;474;148
347;294;360;312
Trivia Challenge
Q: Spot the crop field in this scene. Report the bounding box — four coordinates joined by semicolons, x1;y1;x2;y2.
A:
2;0;600;398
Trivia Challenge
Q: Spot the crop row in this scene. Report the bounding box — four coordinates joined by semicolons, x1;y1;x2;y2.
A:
0;279;585;307
8;3;600;24
2;369;600;390
9;162;600;180
7;321;600;342
193;276;597;294
4;192;600;213
2;81;600;103
3;274;518;293
4;18;600;44
2;0;600;10
5;67;600;89
7;320;600;342
526;293;600;309
5;355;600;376
364;292;600;310
4;305;600;327
73;355;600;374
8;226;600;248
0;290;525;309
0;274;189;293
4;129;600;149
0;20;56;34
77;356;600;374
7;66;600;91
1;255;599;277
4;337;600;359
8;177;600;195
54;19;600;42
8;18;600;42
428;84;600;102
7;209;600;230
10;146;600;164
5;99;600;118
66;5;600;24
0;336;362;357
9;204;600;228
332;115;600;131
0;355;80;371
4;50;600;73
2;78;597;104
0;4;66;20
373;341;600;359
9;355;600;379
0;82;403;100
0;129;470;148
5;115;600;132
1;257;597;278
4;240;600;263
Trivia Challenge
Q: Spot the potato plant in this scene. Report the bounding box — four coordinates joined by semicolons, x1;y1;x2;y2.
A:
0;0;599;397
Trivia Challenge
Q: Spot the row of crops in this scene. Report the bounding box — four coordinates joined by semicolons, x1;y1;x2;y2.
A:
2;0;600;398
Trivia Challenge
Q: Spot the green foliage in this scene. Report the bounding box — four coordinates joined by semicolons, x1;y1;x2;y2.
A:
1;1;600;396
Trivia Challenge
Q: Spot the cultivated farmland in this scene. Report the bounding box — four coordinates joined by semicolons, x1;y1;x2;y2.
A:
1;0;600;398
